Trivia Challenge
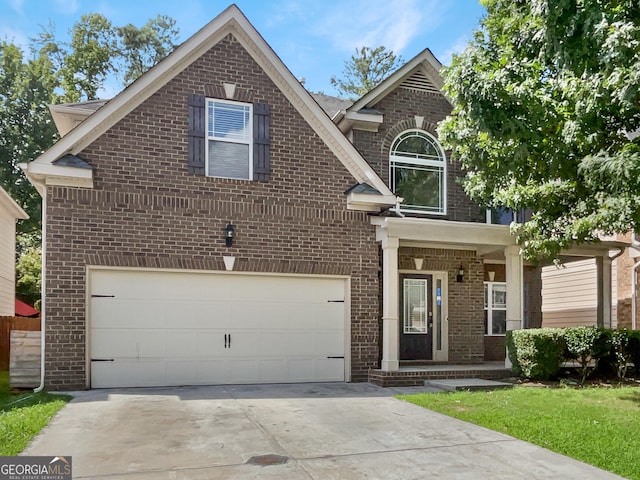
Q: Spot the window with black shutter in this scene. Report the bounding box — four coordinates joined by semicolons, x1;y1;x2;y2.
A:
188;95;270;181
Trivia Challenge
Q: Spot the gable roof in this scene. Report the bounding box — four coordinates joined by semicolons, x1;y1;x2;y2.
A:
0;186;28;220
23;4;393;203
348;48;447;112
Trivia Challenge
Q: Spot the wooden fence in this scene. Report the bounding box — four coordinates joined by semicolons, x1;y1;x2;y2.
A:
0;316;41;371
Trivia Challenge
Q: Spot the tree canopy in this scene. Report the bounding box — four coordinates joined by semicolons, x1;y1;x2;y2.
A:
330;46;403;100
438;0;640;261
1;12;179;303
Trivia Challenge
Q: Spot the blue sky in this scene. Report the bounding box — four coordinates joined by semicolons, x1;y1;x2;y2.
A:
1;0;486;97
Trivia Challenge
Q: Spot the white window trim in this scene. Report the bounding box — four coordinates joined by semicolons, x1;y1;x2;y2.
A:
484;281;507;336
205;98;253;180
389;129;447;215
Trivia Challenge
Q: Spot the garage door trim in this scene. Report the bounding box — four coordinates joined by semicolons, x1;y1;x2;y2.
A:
85;266;351;388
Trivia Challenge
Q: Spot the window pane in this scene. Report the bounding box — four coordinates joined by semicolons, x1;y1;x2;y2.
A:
393;164;442;212
208;140;249;179
208;102;250;141
492;284;507;308
490;207;514;225
404;279;427;333
492;310;506;335
393;133;442;161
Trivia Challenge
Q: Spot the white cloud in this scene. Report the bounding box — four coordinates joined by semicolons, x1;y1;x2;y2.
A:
8;0;25;14
311;0;446;54
53;0;80;15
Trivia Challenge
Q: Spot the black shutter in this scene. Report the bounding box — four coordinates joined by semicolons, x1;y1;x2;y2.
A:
188;94;206;175
253;102;270;181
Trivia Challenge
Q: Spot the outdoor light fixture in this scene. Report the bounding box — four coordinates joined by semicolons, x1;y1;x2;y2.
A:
456;265;464;283
224;223;235;247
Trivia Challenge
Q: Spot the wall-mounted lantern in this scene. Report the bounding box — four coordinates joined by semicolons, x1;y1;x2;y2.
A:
456;265;464;283
224;223;235;247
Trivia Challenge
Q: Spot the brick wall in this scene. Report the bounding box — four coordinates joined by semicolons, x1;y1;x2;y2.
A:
44;34;380;389
352;88;485;223
398;247;484;363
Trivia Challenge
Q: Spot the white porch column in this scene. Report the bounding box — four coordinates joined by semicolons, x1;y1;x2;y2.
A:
504;245;523;368
381;236;400;371
595;255;613;328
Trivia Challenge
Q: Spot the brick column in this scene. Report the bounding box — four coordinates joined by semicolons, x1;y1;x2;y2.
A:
381;235;400;371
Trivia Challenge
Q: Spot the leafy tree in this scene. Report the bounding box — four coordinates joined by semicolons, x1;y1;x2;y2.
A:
1;13;180;303
438;0;640;261
330;46;403;99
0;41;59;239
117;15;180;85
15;246;41;307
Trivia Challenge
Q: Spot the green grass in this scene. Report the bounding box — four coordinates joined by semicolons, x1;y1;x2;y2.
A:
0;370;71;456
399;386;640;480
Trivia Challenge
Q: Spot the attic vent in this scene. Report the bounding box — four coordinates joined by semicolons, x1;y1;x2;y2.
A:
400;71;440;94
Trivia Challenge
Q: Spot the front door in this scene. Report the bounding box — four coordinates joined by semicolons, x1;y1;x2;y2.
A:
399;274;433;360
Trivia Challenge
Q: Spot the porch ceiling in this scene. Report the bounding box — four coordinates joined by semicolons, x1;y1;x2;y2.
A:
371;217;516;255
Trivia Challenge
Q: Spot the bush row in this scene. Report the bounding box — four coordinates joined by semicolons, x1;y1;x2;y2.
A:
506;327;640;382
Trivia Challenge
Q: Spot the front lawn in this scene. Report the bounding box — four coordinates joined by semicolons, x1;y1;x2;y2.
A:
399;386;640;480
0;371;71;456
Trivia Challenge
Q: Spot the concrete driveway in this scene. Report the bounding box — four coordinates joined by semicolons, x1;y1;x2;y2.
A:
24;383;622;479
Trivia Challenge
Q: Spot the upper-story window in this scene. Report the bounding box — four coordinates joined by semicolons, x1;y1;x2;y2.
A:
486;207;532;225
389;130;446;214
206;99;253;180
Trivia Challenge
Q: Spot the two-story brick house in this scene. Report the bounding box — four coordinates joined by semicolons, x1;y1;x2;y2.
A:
22;5;619;390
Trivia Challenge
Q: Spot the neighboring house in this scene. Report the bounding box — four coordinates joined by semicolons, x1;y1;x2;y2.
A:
0;187;28;316
21;5;622;390
542;233;640;330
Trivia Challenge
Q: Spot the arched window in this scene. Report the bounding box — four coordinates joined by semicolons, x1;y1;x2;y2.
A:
389;130;446;214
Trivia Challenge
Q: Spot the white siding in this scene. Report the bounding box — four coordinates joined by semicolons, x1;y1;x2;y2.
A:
0;212;16;316
542;259;617;328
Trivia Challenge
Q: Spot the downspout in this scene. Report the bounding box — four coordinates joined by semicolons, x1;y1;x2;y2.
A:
33;187;46;393
632;234;640;330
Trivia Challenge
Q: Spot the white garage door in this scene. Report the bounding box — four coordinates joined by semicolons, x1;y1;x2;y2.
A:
89;269;346;388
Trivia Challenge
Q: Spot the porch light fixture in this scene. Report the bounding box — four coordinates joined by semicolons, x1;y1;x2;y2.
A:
224;223;235;247
456;265;464;283
414;258;424;270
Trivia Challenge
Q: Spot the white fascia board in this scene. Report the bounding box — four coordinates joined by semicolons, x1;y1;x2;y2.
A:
25;161;93;180
49;104;95;137
29;6;392;198
339;111;384;133
347;192;396;211
349;49;444;112
21;162;93;193
372;216;516;247
0;186;28;219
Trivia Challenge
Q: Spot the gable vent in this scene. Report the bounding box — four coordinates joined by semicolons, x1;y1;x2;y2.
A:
400;71;441;95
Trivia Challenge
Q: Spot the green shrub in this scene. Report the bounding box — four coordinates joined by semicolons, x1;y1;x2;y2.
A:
562;326;606;384
506;328;565;380
629;330;640;374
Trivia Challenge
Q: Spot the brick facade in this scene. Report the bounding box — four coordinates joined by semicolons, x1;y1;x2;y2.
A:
44;34;380;389
352;88;485;223
398;247;484;364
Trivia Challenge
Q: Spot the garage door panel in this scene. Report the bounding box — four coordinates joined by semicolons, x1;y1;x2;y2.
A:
91;332;136;358
166;360;198;385
197;303;232;329
166;333;198;357
197;359;231;383
90;270;346;388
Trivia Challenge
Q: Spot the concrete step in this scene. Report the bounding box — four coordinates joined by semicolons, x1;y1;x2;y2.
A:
425;378;514;392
